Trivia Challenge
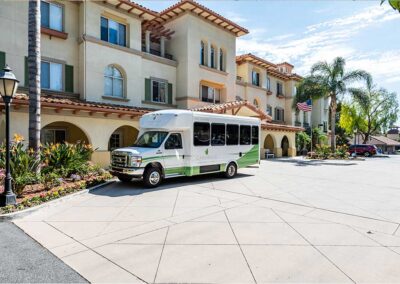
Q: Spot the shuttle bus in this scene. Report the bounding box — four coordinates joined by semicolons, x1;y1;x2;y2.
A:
110;110;260;187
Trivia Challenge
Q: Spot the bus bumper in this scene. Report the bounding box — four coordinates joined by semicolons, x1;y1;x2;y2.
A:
110;167;145;178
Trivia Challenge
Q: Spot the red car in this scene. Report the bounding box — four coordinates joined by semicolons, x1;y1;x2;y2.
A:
348;144;377;157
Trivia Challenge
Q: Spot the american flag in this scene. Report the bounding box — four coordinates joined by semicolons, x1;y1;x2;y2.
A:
297;99;312;112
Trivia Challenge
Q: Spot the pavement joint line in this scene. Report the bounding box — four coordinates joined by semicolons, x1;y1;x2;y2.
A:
271;208;356;284
212;187;400;225
223;210;258;284
104;243;388;247
153;227;170;284
393;223;400;236
44;221;149;284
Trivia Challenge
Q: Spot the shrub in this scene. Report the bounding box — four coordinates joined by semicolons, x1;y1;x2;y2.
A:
314;144;331;159
335;145;350;159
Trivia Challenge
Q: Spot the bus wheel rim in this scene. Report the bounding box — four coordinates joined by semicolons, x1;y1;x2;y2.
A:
228;165;235;176
149;171;160;185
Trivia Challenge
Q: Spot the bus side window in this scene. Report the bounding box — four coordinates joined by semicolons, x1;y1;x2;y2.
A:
194;122;210;146
211;123;225;146
226;124;239;145
240;125;251;145
251;126;259;145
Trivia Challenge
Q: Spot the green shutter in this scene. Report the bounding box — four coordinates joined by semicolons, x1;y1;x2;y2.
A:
25;56;28;87
145;78;151;101
168;83;173;104
65;64;74;93
0;51;5;69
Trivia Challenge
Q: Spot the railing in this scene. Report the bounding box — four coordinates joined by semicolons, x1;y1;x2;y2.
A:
295;121;301;127
303;122;310;128
266;90;273;96
141;47;174;60
272;120;286;125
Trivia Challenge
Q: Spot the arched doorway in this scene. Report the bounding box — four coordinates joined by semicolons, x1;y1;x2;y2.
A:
264;134;275;153
281;136;289;157
109;125;139;151
41;122;90;145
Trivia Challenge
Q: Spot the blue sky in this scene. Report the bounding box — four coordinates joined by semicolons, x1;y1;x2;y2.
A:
137;0;400;107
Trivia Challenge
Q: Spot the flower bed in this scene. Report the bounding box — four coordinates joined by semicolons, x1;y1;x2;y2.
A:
307;144;350;160
0;135;113;215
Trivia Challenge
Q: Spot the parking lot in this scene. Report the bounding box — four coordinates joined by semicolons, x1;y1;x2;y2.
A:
12;156;400;283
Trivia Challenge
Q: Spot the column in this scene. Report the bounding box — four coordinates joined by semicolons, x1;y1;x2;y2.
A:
145;30;151;53
207;42;211;67
216;47;220;70
160;36;166;58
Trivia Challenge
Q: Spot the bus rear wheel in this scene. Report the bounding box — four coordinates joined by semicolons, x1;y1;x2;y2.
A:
143;167;162;188
224;162;237;179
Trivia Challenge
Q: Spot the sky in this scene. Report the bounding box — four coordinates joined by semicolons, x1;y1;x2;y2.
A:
136;0;400;109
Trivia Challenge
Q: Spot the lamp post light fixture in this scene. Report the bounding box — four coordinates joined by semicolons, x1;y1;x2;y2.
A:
0;65;19;206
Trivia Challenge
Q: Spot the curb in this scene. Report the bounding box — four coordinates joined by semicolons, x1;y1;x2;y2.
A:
0;179;116;220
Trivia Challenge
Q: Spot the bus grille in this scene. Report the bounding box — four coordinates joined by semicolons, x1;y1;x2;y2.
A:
112;153;129;168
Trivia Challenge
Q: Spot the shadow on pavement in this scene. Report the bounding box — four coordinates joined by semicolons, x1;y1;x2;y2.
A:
265;158;358;167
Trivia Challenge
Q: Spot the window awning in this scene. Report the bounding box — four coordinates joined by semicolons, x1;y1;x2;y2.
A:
200;80;225;89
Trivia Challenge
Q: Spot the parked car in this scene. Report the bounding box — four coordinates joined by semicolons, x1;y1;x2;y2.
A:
348;144;377;157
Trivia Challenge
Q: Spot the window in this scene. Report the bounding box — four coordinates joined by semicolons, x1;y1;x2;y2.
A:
219;49;224;71
165;133;182;150
275;108;284;121
253;99;259;108
252;71;260;86
101;17;126;47
240;125;251;145
277;82;283;95
41;61;62;91
42;129;66;144
266;105;272;116
200;41;205;65
104;65;124;98
226;124;239;145
211;124;225;146
134;131;168;148
194;122;210;146
303;111;308;123
266;77;271;91
152;80;167;103
41;1;63;32
109;132;121;151
323;121;328;132
210;45;215;68
252;126;259;145
201;85;220;104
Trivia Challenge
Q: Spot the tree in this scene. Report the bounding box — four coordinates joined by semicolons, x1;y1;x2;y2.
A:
296;131;311;152
28;0;41;173
340;78;399;143
381;0;400;12
295;57;370;152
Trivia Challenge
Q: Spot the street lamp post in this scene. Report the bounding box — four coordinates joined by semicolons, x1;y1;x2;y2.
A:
0;65;19;206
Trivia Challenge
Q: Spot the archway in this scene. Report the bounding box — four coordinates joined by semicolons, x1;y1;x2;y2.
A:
108;125;139;151
264;134;275;152
41;122;90;145
281;135;289;157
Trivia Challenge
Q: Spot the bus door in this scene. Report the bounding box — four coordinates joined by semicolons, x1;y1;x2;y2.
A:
162;133;186;176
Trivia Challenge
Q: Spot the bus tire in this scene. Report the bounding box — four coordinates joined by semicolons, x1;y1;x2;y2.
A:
224;162;237;179
143;167;162;188
118;175;132;183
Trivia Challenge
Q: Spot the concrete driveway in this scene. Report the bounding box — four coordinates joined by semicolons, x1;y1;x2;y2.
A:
13;156;400;283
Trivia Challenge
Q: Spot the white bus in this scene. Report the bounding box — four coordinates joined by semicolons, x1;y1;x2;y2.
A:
110;110;260;187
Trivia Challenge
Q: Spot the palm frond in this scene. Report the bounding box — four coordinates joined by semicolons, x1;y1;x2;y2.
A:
310;61;331;77
342;70;371;84
332;57;346;79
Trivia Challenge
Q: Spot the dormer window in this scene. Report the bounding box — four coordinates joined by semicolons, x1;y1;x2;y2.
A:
41;1;63;32
101;17;126;47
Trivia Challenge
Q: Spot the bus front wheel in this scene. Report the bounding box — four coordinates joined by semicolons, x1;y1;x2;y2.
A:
224;162;237;179
143;167;162;188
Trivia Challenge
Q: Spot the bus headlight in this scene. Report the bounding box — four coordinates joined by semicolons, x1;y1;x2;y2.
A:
130;156;142;167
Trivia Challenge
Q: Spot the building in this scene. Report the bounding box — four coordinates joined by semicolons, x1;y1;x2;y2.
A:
367;136;400;154
0;0;308;166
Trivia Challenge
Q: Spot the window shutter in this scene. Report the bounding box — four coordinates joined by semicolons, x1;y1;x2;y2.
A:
168;83;173;104
24;56;28;87
65;64;74;93
0;51;5;69
145;78;151;101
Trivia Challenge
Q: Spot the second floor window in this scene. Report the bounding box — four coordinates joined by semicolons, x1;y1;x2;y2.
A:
152;80;167;103
277;82;283;95
252;71;260;86
200;41;206;65
210;46;215;68
275;108;284;121
104;65;124;98
41;61;62;91
201;85;220;104
266;77;271;91
41;1;63;32
266;105;272;116
101;17;126;47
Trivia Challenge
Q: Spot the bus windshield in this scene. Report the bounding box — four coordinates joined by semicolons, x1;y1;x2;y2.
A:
133;131;168;148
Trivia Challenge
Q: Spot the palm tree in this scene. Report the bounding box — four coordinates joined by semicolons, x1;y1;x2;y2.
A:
28;0;41;173
381;0;400;12
295;57;370;152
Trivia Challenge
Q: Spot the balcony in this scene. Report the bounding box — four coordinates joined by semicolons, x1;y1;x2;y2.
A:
142;47;173;60
276;92;285;99
272;120;286;125
267;90;273;96
295;121;302;127
303;122;310;128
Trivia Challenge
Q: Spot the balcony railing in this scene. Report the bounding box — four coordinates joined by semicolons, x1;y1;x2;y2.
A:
295;121;301;127
303;122;310;128
142;47;174;60
266;90;272;96
272;120;286;125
